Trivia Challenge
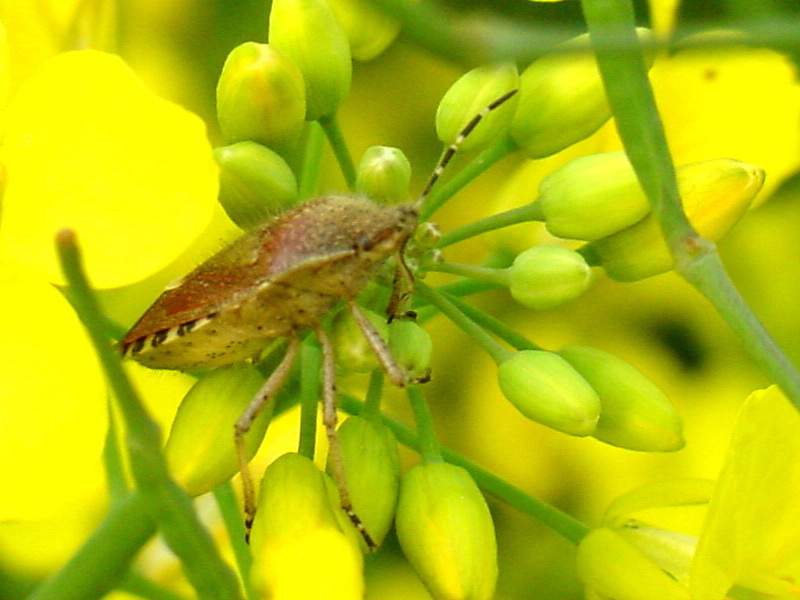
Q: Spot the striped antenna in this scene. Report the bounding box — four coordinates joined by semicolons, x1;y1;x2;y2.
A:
414;88;518;212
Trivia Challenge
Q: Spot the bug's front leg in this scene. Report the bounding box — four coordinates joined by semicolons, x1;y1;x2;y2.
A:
314;323;377;550
348;300;407;387
234;336;300;542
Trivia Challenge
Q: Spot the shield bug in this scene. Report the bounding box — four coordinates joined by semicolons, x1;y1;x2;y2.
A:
121;89;518;546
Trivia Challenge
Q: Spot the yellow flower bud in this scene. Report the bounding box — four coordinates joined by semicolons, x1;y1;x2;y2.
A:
510;29;654;158
269;0;352;120
537;152;649;240
436;63;519;153
328;0;401;61
396;462;497;600
388;318;433;382
216;42;306;150
331;415;401;547
507;246;592;310
559;345;684;451
577;528;690;600
164;364;267;496
250;453;363;599
213;141;298;230
355;145;411;204
332;307;389;373
589;159;765;281
497;350;600;436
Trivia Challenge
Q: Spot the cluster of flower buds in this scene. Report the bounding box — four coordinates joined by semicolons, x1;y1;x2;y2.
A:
497;345;684;451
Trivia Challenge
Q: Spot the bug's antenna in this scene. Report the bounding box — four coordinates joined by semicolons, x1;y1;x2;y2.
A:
414;88;518;213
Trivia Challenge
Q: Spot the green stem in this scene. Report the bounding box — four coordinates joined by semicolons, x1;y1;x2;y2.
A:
406;386;443;463
297;121;325;200
414;280;512;364
298;339;321;459
213;483;256;600
420;135;517;220
318;112;357;190
338;395;591;545
55;230;243;600
26;492;156;600
439;201;544;248
362;369;385;417
119;572;191;600
427;261;509;286
582;0;800;409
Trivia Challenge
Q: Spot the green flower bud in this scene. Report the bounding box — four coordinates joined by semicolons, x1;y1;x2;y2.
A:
415;222;442;249
396;462;497;600
330;415;401;548
537;152;648;241
332;307;389;373
269;0;352;121
250;453;363;599
164;364;267;496
559;345;684;451
497;350;599;436
615;521;695;587
588;159;765;281
328;0;400;61
436;63;519;154
216;42;306;150
388;318;433;382
510;29;654;158
507;246;592;310
577;528;690;600
355;145;411;204
213;141;298;230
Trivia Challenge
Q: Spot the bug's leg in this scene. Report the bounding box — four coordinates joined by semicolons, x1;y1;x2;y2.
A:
235;336;300;542
348;300;406;387
314;323;378;551
386;249;415;322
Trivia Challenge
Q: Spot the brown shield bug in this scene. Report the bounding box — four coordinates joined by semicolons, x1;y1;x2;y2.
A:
121;89;517;546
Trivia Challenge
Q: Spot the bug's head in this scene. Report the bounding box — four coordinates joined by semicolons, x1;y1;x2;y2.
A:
355;201;418;258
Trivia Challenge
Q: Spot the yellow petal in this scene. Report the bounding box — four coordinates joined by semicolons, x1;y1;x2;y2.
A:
0;49;218;288
690;386;800;599
0;257;106;521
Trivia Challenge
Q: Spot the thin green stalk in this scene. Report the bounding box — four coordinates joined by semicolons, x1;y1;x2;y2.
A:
414;280;512;364
406;386;443;463
213;482;256;600
442;291;541;352
362;369;385;417
119;572;191;600
26;492;156;600
298;339;322;459
439;201;544;248
297;121;325;200
582;0;800;409
427;261;509;286
420;135;517;220
103;403;129;501
55;230;243;600
338;395;591;545
319;112;356;190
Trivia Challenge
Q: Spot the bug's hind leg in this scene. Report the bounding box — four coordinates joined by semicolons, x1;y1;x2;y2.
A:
314;323;378;550
348;300;406;387
234;336;300;542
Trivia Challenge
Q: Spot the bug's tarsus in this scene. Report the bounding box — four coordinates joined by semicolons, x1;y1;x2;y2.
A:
414;88;519;213
235;336;301;543
315;324;378;551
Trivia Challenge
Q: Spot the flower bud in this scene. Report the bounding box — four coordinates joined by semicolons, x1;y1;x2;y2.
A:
507;246;592;310
436;63;519;153
497;350;600;436
396;462;497;600
559;345;684;451
510;29;654;158
331;415;401;547
332;307;389;373
355;145;411;204
577;528;690;600
213;141;298;230
216;42;306;150
250;453;363;599
164;364;267;496
537;152;649;240
615;521;696;587
269;0;352;120
388;318;433;382
588;159;765;281
328;0;401;61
